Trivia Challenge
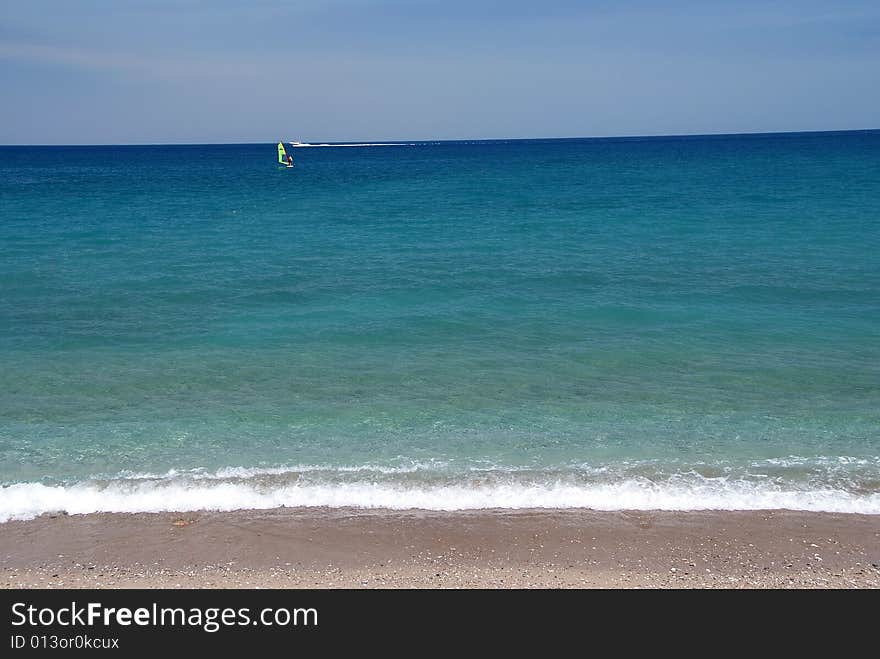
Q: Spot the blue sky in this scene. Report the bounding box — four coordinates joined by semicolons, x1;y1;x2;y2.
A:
1;0;878;143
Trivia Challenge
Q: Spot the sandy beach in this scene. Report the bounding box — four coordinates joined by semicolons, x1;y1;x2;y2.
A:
1;508;878;589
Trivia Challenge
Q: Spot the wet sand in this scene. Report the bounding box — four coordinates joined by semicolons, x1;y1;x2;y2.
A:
1;508;878;588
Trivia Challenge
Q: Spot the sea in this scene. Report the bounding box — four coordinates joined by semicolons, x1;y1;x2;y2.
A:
1;130;879;521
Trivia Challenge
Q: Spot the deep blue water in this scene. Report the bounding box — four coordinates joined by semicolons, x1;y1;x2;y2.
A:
1;131;879;518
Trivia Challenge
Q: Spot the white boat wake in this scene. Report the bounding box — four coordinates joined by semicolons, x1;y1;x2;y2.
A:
289;142;417;148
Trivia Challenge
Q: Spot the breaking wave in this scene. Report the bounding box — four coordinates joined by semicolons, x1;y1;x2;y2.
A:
2;456;879;522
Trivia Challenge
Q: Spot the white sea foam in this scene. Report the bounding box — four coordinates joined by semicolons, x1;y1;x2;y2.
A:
2;466;879;522
114;461;451;481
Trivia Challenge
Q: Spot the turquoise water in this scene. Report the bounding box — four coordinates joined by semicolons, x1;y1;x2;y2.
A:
1;132;879;518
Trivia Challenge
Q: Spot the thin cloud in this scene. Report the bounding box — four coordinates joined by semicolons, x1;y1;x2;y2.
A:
0;42;262;81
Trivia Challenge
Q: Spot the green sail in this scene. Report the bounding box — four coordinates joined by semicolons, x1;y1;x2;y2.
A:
277;142;288;164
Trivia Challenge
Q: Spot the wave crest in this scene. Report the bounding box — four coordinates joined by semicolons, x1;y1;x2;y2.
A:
3;458;879;522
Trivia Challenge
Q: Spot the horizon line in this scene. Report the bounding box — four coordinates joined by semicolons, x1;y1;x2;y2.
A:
1;127;877;148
